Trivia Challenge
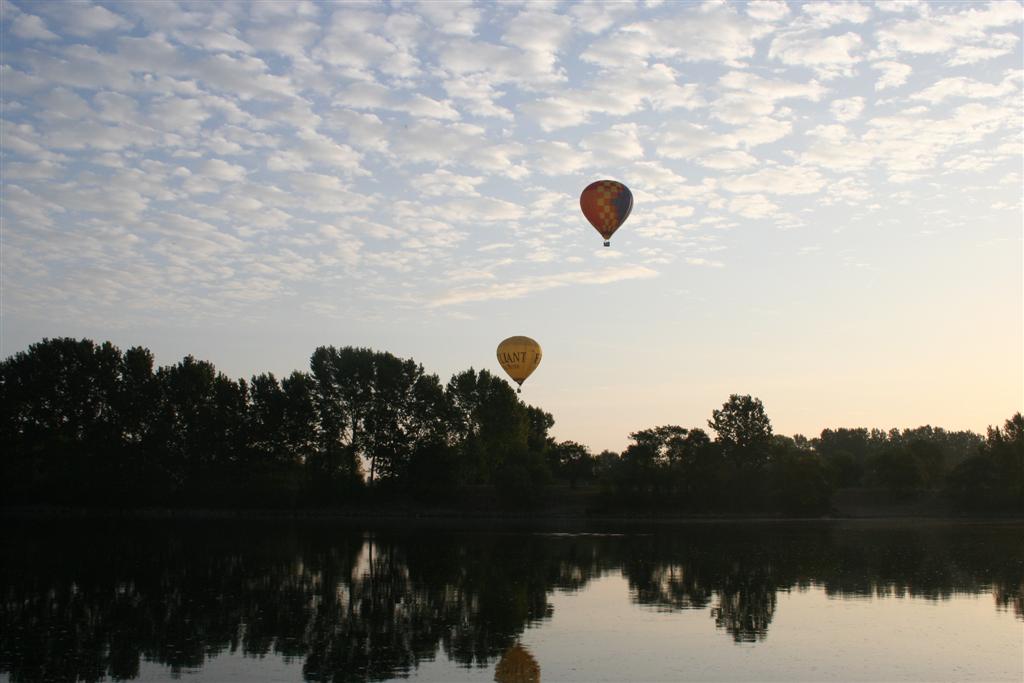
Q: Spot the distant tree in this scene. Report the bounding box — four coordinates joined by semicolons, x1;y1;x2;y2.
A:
280;371;319;466
248;372;289;465
945;455;999;511
867;446;922;499
548;440;594;488
907;439;945;489
708;395;773;469
525;406;555;455
948;413;1024;511
153;355;248;503
594;450;620;478
672;428;720;510
0;337;131;503
768;441;832;516
815;428;872;479
308;346;365;491
358;351;444;486
445;369;527;486
709;395;773;510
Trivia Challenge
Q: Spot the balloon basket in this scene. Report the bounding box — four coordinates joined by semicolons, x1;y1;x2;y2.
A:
603;241;610;247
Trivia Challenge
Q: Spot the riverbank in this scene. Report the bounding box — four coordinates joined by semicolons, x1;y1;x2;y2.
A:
4;503;1021;526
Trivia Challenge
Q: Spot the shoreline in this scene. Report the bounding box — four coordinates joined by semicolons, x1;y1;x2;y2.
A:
4;505;1022;526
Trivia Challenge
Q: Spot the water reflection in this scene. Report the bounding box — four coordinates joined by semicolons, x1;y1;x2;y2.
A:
494;643;540;683
0;521;1020;682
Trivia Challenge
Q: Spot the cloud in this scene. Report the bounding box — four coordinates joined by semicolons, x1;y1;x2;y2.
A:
314;7;422;78
569;1;637;33
948;36;1020;66
437;37;567;88
430;197;526;222
414;169;484;197
527;141;594;176
580;123;645;161
719;70;828;102
723;165;827;195
728;194;779;218
861;101;1020;180
336;81;460;120
699;150;761;171
616;3;774;65
442;74;514;120
11;11;60;40
324;108;390;153
502;7;574;64
872;60;912;90
430;265;658;307
909;74;1020;104
876;2;1023;57
831;96;865;121
801;124;876;171
389;121;526;177
414;0;481;37
799;2;872;27
654;113;793;163
746;1;791;22
47;2;134;36
768;30;864;78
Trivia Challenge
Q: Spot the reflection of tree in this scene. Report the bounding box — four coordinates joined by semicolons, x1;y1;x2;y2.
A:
0;522;1021;682
624;536;777;641
711;565;776;642
619;525;1023;643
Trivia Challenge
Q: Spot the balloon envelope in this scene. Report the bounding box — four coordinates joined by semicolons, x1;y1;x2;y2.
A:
496;336;542;389
580;180;633;244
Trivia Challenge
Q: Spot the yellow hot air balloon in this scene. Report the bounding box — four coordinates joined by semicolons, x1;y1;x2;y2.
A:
496;336;542;392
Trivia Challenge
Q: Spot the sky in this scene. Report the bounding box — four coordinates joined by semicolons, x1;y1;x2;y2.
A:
1;0;1022;453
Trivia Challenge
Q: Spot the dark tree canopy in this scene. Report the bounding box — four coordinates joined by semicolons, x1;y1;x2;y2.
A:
1;337;1014;515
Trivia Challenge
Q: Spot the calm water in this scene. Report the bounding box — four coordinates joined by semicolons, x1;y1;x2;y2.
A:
1;518;1021;683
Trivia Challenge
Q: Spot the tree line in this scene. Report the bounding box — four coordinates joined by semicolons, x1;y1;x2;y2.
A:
1;337;1021;513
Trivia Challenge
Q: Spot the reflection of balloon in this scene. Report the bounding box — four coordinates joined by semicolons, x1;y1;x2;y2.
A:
580;180;633;247
494;643;541;683
496;336;542;393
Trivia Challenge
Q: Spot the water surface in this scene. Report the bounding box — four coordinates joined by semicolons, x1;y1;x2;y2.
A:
1;519;1021;682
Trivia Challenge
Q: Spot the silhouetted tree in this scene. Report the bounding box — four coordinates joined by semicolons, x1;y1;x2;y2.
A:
153;355;248;503
946;413;1024;511
444;368;548;501
548;440;594;488
0;336;1008;516
768;440;832;515
709;394;773;510
308;346;365;497
709;395;773;467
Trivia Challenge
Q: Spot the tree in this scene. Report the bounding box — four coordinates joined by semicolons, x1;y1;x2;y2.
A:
769;442;832;516
153;355;248;503
445;368;528;486
548;440;594;488
444;369;548;505
280;371;319;465
708;395;774;510
867;446;922;499
708;395;773;468
308;346;365;491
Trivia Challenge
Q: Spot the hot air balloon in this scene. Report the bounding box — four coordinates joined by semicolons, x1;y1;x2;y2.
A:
580;179;633;247
496;336;542;393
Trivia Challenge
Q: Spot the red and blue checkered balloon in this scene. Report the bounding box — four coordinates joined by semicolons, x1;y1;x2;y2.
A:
580;180;633;245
